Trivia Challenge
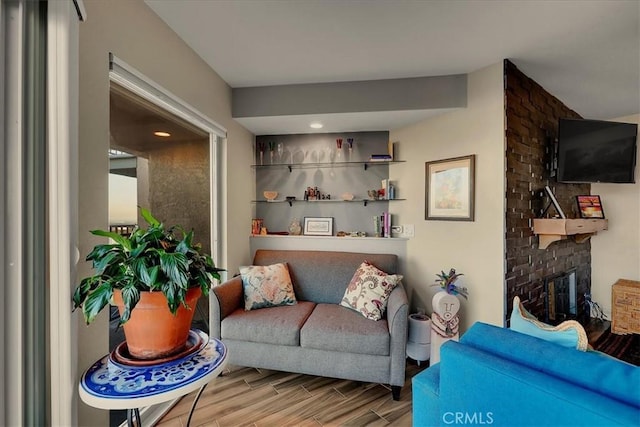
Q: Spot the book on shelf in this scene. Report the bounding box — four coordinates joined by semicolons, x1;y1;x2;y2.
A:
380;180;396;200
374;212;392;238
369;154;392;162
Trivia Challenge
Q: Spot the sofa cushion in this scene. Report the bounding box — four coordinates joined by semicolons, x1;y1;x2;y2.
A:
340;261;402;321
300;303;390;356
240;263;297;310
221;301;315;346
510;296;588;350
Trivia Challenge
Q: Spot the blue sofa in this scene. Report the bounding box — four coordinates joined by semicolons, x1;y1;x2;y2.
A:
413;322;640;426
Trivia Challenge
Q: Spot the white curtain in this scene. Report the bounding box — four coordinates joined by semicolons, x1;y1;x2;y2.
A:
0;0;83;425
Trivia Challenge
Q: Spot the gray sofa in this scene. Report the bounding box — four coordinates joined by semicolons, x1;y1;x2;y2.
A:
210;249;409;399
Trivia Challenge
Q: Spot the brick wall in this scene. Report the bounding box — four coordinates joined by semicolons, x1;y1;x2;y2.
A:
504;60;591;324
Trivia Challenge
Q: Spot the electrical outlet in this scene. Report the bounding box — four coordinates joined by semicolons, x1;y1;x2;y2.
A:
402;224;415;237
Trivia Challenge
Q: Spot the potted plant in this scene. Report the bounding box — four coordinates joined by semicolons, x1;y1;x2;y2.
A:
72;207;224;359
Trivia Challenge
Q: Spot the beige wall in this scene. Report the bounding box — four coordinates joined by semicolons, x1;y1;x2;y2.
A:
591;113;640;316
78;0;253;424
389;62;505;331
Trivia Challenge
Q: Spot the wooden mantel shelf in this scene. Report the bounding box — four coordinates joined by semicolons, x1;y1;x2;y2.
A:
532;218;608;249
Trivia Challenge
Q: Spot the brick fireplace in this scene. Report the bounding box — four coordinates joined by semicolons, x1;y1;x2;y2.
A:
504;60;591;324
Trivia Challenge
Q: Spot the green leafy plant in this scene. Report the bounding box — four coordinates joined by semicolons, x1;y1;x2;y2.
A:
73;207;224;324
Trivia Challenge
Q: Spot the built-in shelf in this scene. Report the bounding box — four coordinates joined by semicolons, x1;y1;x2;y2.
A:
532;218;608;249
252;198;406;207
252;160;405;172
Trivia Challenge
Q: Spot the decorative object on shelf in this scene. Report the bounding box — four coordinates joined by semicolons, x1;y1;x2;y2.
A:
277;142;284;164
304;186;328;200
346;138;354;161
430;268;467;364
576;195;605;219
288;218;302;235
263;190;278;201
341;192;354;201
336;138;343;161
368;189;378;200
72;207;224;360
251;219;264;235
257;142;265;165
425;154;475;221
303;217;333;236
541;185;566;219
269;141;276;164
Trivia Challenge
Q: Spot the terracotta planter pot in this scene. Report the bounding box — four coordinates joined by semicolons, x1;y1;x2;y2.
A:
113;287;201;360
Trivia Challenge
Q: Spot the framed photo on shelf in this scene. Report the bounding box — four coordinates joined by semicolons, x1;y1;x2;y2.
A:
425;155;475;221
303;217;333;236
576;195;605;219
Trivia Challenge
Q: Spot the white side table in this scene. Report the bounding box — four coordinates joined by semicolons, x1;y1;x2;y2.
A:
406;313;431;365
79;332;227;427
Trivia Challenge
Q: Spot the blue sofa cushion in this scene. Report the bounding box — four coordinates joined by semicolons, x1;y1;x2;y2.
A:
510;296;588;350
460;322;640;408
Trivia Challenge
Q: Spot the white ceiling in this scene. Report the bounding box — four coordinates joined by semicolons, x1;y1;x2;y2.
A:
146;0;639;135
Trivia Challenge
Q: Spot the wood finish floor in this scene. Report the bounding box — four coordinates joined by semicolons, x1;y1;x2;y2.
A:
156;361;427;427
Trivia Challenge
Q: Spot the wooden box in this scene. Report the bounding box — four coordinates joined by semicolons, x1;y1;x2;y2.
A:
611;279;640;335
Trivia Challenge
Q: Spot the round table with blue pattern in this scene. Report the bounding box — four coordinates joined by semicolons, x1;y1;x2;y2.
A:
79;333;227;427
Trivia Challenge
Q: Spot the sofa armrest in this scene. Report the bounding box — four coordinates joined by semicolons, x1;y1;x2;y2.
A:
210;276;243;339
386;283;409;386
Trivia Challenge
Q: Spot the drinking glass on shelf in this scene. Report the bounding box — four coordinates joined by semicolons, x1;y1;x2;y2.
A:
277;142;284;163
269;141;275;164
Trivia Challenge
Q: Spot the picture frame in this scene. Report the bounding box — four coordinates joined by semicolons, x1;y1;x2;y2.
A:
303;217;334;236
576;195;605;219
425;155;475;221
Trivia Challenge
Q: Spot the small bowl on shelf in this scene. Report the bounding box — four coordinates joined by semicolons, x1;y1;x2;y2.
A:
263;191;278;201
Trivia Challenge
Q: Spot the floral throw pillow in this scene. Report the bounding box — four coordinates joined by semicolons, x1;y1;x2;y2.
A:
340;261;403;321
240;263;297;310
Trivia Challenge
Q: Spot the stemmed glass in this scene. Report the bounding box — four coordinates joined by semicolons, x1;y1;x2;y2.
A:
269;141;275;164
277;142;284;164
346;138;354;162
336;138;343;161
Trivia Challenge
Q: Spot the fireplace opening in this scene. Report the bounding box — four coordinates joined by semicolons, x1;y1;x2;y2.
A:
544;269;577;324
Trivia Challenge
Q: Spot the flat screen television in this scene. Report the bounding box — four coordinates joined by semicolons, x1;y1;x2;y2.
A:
557;118;637;183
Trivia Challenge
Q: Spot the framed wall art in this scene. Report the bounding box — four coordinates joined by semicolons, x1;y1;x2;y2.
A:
576;195;605;219
425;155;475;221
303;217;334;236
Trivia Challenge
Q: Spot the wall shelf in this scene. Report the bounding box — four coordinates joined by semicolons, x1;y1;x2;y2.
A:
532;218;608;249
252;198;405;207
252;160;405;172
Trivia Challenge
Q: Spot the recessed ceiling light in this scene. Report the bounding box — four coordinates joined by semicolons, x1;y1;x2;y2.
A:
309;122;323;129
154;131;171;137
